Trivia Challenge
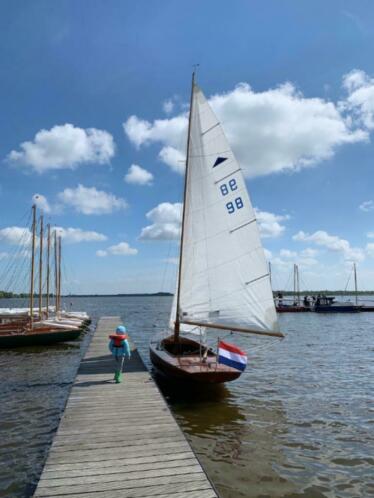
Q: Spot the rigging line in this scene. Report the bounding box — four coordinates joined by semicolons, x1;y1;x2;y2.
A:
230;218;256;234
344;267;353;292
283;267;292;292
2;241;29;292
189;149;231;158
214;168;242;184
201;122;219;136
0;225;31;281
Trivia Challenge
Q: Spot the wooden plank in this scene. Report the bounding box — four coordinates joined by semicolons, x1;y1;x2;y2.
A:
34;473;209;496
37;464;202;487
32;317;218;497
43;452;195;472
41;457;198;479
35;482;215;498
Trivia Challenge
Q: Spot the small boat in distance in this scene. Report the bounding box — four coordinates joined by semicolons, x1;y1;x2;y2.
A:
275;264;311;313
150;73;284;384
314;264;362;313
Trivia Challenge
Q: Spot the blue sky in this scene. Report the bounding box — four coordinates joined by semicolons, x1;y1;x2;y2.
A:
1;0;374;293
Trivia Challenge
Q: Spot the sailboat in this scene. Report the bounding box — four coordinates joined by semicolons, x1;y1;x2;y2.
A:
150;73;284;384
0;205;88;347
276;264;311;312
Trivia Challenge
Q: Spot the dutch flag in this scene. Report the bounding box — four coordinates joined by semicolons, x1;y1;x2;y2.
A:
218;341;247;371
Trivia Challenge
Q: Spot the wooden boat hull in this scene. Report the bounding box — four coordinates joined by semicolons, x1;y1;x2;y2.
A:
0;328;81;348
150;336;242;384
276;306;311;313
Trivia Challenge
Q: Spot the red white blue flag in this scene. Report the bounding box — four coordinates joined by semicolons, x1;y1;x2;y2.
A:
218;341;247;371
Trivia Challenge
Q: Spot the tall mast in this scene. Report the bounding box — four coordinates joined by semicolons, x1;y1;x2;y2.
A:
30;205;37;327
58;236;62;314
38;215;44;319
354;263;358;306
297;264;300;305
174;71;195;342
54;230;59;315
46;224;51;318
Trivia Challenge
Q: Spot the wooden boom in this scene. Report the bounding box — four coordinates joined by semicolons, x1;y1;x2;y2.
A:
180;319;284;338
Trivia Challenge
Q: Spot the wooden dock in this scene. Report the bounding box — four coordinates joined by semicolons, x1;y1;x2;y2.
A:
33;316;218;498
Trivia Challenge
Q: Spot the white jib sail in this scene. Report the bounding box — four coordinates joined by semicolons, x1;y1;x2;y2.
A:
170;83;280;335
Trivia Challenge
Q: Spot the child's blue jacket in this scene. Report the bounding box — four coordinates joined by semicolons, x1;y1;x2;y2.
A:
109;338;131;358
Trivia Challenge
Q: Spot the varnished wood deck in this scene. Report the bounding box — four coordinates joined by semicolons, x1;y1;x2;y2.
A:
33;316;218;498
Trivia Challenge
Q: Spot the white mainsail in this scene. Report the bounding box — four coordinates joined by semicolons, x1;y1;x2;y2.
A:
170;82;280;336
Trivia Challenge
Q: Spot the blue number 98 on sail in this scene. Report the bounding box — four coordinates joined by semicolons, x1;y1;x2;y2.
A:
226;197;244;214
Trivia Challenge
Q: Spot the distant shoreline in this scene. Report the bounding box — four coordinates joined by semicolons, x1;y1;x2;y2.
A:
0;292;173;298
1;291;374;299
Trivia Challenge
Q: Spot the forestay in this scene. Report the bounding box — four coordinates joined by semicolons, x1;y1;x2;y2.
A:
170;83;280;336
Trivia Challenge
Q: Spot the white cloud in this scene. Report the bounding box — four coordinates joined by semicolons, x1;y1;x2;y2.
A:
366;243;374;257
255;208;289;238
139;202;182;241
359;200;374;212
7;123;115;173
158;146;185;174
269;248;318;269
123;114;187;150
163;99;174;114
54;227;107;244
280;249;297;259
96;242;138;257
293;230;364;262
301;248;319;258
123;77;369;178
124;164;153;186
342;69;374;129
0;226;32;245
58;184;127;215
263;248;272;260
368;232;374;239
32;194;51;213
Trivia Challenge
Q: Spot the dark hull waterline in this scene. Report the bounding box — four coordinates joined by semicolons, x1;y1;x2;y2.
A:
0;328;82;348
314;305;361;313
150;336;242;384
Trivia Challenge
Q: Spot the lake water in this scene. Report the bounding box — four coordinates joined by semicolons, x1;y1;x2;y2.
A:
0;296;373;497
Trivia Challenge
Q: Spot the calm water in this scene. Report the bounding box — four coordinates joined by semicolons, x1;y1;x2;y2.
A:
0;296;373;497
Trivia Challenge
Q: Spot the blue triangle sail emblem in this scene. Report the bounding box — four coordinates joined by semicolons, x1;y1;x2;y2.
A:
213;156;227;168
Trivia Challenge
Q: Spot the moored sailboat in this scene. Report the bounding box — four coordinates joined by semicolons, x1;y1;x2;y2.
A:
0;206;88;347
150;73;284;383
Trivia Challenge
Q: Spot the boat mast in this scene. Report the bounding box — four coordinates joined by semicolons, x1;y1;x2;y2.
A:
54;230;59;315
354;262;358;306
46;224;51;318
30;205;37;327
58;236;62;314
38;215;44;319
174;71;195;342
297;264;300;305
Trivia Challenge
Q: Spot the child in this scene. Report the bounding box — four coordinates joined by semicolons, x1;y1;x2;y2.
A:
108;325;131;383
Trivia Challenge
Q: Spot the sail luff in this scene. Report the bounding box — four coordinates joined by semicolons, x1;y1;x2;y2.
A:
174;71;196;342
